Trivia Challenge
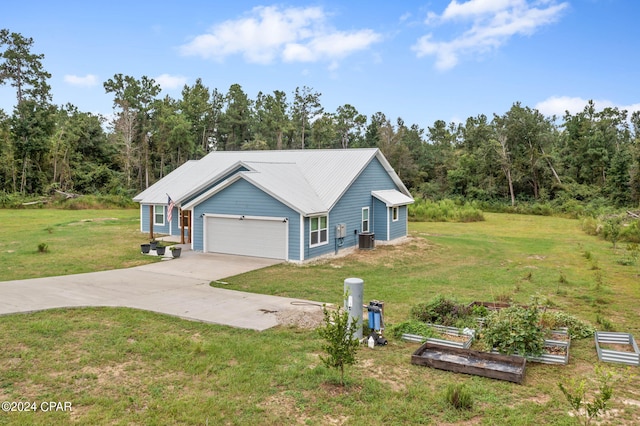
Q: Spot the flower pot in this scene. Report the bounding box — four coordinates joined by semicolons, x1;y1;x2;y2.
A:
141;243;150;254
171;247;182;258
156;246;166;256
150;241;158;250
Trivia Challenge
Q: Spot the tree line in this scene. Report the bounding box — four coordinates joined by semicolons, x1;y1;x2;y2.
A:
1;29;639;209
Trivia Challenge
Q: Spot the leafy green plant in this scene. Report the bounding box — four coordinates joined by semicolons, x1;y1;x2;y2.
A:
558;366;614;426
317;305;360;386
595;314;614;331
444;383;473;410
620;220;640;243
389;320;437;341
603;217;622;249
408;198;485;223
37;242;49;253
539;311;596;339
482;305;545;356
617;243;639;266
410;295;472;327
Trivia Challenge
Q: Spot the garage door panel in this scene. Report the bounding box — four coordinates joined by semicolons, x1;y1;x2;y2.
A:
206;216;287;260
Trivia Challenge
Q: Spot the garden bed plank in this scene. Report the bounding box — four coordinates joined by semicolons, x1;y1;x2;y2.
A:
411;342;526;384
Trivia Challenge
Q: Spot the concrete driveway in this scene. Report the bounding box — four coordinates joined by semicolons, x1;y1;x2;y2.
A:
0;250;325;331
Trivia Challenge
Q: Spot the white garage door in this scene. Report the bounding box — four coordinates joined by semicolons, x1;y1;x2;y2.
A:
205;215;287;260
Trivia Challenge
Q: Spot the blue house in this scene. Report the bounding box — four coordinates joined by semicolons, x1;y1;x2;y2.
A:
133;148;414;262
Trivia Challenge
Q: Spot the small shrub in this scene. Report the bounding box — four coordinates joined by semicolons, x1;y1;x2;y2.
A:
581;217;599;236
540;311;596;339
410;295;471;327
482;305;545;356
620;220;640;243
558;366;614;426
37;243;49;253
444;383;473;410
603;218;622;249
317;305;360;386
558;272;568;285
470;305;489;318
595;314;614;331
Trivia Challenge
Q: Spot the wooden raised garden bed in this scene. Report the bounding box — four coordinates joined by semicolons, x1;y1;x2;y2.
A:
595;331;640;366
411;341;527;383
402;324;474;349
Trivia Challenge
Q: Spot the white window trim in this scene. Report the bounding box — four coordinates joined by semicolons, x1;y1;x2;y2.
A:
309;215;328;248
392;206;399;222
362;207;370;233
153;205;165;226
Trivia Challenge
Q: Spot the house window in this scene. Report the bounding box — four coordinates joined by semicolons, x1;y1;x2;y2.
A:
310;216;328;247
154;205;165;225
362;207;369;233
392;206;399;222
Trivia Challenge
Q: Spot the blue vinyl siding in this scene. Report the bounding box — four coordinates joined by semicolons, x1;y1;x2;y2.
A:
192;179;300;260
372;198;388;240
140;204;170;235
371;202;408;241
305;157;402;258
389;205;408;240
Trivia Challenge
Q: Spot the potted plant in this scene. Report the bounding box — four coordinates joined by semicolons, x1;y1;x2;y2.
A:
141;243;151;254
170;246;182;258
155;243;166;256
150;240;159;250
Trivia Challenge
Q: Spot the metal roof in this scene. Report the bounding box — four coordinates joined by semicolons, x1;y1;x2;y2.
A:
134;148;412;215
372;189;415;207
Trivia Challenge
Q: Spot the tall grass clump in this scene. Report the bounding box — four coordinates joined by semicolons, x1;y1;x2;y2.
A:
409;198;484;222
444;383;474;410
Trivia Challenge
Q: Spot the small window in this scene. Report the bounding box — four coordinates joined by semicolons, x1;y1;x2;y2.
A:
154;205;165;225
362;207;369;233
392;206;399;222
310;216;328;247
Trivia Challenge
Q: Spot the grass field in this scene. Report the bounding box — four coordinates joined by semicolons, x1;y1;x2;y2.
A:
0;209;157;281
0;209;639;425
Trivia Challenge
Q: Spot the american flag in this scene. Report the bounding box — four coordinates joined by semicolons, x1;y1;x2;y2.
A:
167;195;175;223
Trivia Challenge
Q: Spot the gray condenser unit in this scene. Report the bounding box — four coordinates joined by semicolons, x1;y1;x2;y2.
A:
358;232;375;250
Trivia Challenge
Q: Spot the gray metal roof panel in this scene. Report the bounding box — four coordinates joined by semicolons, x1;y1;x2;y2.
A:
135;148;408;213
371;189;415;206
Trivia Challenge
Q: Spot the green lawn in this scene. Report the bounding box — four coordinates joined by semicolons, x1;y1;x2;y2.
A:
1;210;639;425
0;209;157;281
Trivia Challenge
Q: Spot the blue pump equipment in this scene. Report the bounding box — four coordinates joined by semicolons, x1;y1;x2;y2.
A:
367;300;387;346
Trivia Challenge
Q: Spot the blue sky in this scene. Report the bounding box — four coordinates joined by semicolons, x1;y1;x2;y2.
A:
2;0;639;130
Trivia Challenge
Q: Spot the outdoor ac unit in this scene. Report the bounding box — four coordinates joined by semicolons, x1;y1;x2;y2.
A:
358;233;375;250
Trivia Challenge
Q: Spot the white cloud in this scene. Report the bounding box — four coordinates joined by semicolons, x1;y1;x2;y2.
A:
64;74;98;87
154;74;188;91
180;5;381;66
413;0;568;70
535;96;640;118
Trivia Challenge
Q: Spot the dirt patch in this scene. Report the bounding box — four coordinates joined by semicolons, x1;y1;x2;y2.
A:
68;218;119;226
276;306;325;329
527;255;547;260
599;343;637;353
356;358;412;393
258;392;309;424
307;236;435;269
